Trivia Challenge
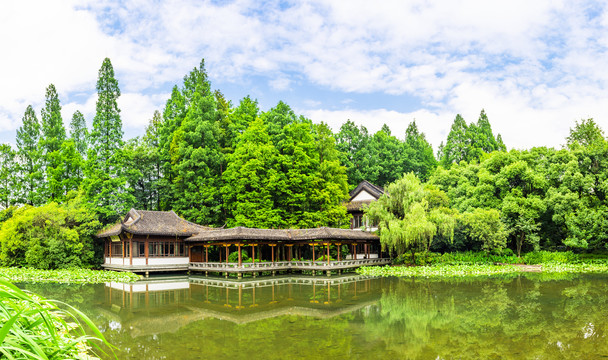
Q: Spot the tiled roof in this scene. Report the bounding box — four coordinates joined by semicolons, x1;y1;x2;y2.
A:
186;226;378;242
349;180;384;201
97;209;211;238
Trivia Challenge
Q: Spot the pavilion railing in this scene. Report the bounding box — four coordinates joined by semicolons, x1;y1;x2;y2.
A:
188;258;390;271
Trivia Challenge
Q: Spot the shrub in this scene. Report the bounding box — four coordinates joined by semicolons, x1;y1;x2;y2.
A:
0;194;102;269
523;251;578;264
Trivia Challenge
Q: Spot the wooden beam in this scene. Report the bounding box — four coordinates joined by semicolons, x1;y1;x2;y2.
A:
145;238;149;265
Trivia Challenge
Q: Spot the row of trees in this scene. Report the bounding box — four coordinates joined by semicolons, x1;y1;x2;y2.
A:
367;118;608;258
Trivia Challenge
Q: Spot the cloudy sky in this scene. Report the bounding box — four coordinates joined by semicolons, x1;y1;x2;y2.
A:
1;0;607;150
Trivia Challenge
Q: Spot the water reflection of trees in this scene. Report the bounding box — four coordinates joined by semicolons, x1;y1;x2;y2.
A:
365;275;608;359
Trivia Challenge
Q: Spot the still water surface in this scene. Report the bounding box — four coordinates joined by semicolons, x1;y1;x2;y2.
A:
18;273;608;359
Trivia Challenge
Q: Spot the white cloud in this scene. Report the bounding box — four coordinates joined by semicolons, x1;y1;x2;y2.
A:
1;0;608;151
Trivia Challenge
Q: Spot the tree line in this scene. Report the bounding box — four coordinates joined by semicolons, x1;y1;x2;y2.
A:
3;56;603;268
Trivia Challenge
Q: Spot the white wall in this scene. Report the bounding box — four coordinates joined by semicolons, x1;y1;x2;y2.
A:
105;257;189;266
352;190;377;201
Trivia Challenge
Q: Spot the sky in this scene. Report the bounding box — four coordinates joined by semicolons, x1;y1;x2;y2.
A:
1;0;608;151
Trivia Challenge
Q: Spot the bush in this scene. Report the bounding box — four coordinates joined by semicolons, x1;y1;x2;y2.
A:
228;250;250;263
523;251;578;264
0;194;102;269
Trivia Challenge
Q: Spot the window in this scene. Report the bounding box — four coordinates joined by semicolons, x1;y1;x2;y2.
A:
148;242;189;257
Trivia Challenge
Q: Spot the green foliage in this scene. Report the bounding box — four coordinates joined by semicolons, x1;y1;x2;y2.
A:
522;251;578;265
16;105;44;206
366;173;455;261
438;110;505;167
0;194;102;269
227;250;249;263
0;267;138;284
0;278;115;359
83;57;133;223
40;84;68;202
460;208;507;254
169;60;224;225
566;118;605;148
403;121;437;181
0;144;17;209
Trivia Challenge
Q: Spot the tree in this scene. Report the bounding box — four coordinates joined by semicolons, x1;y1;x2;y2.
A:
403;120;437;181
439;114;468;167
335;120;374;189
124;111;163;210
0;193;101;269
566;118;605;148
368;124;405;186
460;208;507;254
69;110;88;159
40;84;68;202
83;57;132;223
365;173;455;263
170;61;224;225
0;144;17;209
15;105;43;206
222;117;282;227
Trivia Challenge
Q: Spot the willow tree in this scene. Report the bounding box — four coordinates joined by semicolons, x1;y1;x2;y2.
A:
365;173;455;263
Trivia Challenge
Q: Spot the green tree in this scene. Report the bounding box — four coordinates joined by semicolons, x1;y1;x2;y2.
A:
566;118;605;148
0;144;17;209
69;110;88;159
222;117;282;227
402;120;437;181
365;173;455;262
83;57;132;223
460;208;507;254
0;193;101;269
40;84;68;201
335;120;374;189
15;105;44;206
369;124;405;186
438;114;469;167
124;111;163;210
170;61;224;225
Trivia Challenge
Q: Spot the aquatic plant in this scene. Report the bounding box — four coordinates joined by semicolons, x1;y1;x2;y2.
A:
0;278;114;359
0;267;139;284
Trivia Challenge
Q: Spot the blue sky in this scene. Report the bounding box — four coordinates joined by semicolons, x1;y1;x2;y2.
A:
1;0;608;150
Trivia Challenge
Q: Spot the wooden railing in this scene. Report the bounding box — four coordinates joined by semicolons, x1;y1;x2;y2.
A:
188;258;390;272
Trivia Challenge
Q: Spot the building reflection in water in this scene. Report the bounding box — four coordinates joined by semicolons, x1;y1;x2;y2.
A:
101;275;383;337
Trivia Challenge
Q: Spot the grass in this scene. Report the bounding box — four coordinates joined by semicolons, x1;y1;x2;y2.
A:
0;277;115;359
0;267;140;284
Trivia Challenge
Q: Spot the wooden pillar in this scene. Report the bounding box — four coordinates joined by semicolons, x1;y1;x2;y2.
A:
312;243;316;263
108;239;112;264
251;244;255;264
122;239;125;265
205;246;209;263
225;245;229;264
353;244;357;260
145;238;149;265
219;246;222;263
271;245;275;263
287;245;292;262
326;243;330;266
238;244;242;267
298;244;301;260
337;243;341;261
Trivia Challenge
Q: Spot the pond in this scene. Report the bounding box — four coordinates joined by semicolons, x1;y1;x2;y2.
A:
18;272;608;359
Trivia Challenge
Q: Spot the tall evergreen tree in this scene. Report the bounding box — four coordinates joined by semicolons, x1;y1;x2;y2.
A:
369;124;405;186
170;61;224;225
222;117;282;227
403;121;437;181
439;114;469;167
0;144;17;209
15;106;43;205
83;57;132;223
69;110;88;159
336;120;374;189
40;84;68;201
